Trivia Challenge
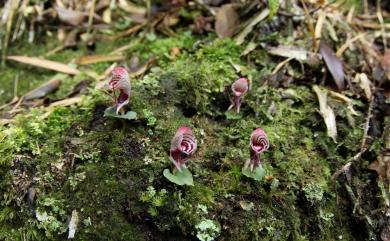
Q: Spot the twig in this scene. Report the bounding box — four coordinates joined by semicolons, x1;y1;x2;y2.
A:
332;91;376;183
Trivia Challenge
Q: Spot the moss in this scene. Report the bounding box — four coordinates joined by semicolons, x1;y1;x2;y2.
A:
0;32;373;241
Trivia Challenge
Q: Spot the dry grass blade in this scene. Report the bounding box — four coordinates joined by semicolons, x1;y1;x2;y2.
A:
75;55;125;65
319;42;345;91
313;85;337;142
215;4;239;38
336;33;366;57
6;56;80;75
314;9;326;51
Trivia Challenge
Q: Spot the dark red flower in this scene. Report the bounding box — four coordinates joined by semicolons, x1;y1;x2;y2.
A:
249;128;269;169
170;126;197;171
228;78;249;113
108;67;131;114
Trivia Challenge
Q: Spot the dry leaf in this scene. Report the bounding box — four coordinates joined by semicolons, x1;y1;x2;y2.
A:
75;55;125;65
102;8;111;23
313;85;337;142
369;153;390;180
68;80;92;97
64;29;78;48
268;45;320;62
55;7;87;26
328;90;359;116
215;4;239;38
24;79;61;101
118;0;146;15
6;56;80;75
129;57;156;77
355;73;372;99
0;119;13;126
314;9;326;50
235;9;269;45
49;96;82;107
319;42;345;91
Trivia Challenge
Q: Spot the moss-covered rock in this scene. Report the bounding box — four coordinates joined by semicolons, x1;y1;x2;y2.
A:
0;34;379;241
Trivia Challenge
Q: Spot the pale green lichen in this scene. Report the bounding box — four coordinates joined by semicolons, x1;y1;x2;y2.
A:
195;219;221;241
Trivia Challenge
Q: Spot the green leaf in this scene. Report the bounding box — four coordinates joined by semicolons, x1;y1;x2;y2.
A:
268;0;279;18
163;168;194;186
242;165;266;181
104;107;137;120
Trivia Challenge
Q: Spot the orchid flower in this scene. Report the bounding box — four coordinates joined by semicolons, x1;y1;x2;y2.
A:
170;126;197;172
108;67;131;114
248;128;269;171
228;77;249;113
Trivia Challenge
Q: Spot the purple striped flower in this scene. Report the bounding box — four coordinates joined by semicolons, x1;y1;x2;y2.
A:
249;128;269;170
108;67;131;114
170;126;197;171
228;78;249;113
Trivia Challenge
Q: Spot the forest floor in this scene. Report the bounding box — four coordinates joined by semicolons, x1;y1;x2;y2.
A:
0;1;389;241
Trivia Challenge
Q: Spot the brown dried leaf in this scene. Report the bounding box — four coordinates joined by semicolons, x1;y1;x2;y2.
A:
319;42;345;91
129;57;156;77
24;79;61;101
75;55;125;65
6;56;80;75
313;85;337;142
55;7;87;26
215;4;239;38
68;80;92;97
64;29;78;48
268;45;320;62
